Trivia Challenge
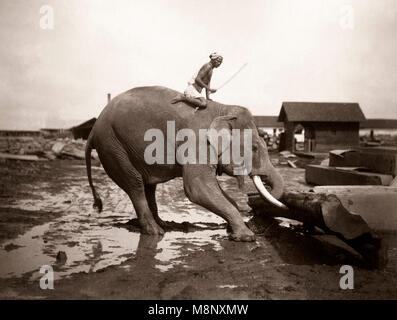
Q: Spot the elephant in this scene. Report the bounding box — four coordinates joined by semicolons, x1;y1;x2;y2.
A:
85;86;286;242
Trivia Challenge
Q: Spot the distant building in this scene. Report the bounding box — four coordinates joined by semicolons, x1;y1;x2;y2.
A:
253;116;283;134
0;130;42;137
70;118;97;140
278;102;366;152
360;119;397;137
40;128;73;139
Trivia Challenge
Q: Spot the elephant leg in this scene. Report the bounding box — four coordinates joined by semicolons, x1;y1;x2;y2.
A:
98;137;164;235
218;184;240;233
218;183;240;211
183;165;255;242
144;184;167;228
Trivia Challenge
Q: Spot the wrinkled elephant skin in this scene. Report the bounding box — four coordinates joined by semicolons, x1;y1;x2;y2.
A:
85;86;285;242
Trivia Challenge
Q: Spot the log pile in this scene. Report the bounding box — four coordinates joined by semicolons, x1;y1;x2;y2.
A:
306;148;397;186
0;137;97;161
0;136;45;155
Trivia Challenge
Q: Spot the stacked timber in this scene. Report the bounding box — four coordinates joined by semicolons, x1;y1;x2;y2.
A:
305;147;397;186
0;137;98;161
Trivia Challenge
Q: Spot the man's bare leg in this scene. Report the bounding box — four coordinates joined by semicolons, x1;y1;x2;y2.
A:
171;95;207;109
170;94;184;104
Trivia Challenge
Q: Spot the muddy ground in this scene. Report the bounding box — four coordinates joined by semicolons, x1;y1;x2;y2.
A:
0;156;397;300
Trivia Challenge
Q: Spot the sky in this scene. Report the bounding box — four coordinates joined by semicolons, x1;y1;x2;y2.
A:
1;0;397;130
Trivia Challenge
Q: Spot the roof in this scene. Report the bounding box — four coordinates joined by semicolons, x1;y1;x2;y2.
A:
278;102;366;122
360;119;397;129
41;128;70;132
70;118;97;130
253;116;283;128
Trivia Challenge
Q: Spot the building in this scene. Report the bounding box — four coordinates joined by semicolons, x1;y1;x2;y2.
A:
360;119;397;137
40;128;73;139
253;116;283;135
70;118;97;140
0;130;42;137
277;102;366;152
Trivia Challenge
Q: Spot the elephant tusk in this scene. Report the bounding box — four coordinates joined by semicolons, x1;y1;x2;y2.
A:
252;175;288;209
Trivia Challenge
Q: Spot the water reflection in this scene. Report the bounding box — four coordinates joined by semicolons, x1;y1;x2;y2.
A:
0;175;239;279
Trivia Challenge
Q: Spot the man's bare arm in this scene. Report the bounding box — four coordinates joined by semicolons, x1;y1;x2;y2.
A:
206;80;211;99
195;64;212;90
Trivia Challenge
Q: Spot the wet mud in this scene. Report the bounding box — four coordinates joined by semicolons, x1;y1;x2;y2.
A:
0;158;397;299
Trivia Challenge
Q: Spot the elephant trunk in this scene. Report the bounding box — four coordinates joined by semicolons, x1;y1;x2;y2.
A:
265;164;284;200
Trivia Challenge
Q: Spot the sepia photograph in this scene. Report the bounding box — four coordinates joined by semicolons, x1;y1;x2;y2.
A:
0;0;397;307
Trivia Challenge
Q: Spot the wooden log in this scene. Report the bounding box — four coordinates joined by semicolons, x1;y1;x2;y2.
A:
305;164;393;186
248;193;328;231
249;191;371;239
61;149;85;159
329;149;359;167
329;148;397;176
247;191;388;269
0;152;45;161
313;186;397;230
287;160;297;168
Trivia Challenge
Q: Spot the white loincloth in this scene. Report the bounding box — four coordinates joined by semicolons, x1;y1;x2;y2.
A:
184;84;203;99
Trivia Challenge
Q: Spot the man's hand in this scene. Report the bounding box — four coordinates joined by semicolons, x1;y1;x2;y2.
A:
206;88;216;100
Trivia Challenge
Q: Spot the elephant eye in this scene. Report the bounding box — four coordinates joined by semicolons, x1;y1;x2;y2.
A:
252;144;258;152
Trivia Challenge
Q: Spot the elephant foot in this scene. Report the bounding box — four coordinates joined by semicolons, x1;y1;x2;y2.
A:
154;218;184;231
140;220;165;236
229;226;256;242
154;217;169;229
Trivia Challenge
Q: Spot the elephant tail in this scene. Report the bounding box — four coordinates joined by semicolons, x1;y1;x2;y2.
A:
85;131;103;212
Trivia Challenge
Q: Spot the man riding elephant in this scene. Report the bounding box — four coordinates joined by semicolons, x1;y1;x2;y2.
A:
85;86;286;242
172;52;223;109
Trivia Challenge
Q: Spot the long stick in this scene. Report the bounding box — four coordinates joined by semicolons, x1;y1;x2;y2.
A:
216;62;248;90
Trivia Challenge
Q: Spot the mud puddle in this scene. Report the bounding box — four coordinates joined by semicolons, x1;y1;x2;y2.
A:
0;171;233;280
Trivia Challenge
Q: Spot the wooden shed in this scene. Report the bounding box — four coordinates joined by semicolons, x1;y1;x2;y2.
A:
70;118;97;140
277;102;366;152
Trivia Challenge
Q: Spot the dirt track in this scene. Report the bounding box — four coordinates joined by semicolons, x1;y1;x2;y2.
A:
0;158;397;299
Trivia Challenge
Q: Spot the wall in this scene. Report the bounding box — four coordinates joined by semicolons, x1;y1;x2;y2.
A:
282;122;295;151
311;122;359;152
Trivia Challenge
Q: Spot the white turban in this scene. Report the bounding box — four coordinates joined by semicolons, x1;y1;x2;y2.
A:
209;52;223;61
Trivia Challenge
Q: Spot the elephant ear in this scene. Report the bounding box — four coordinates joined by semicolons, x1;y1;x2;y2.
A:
206;115;237;158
